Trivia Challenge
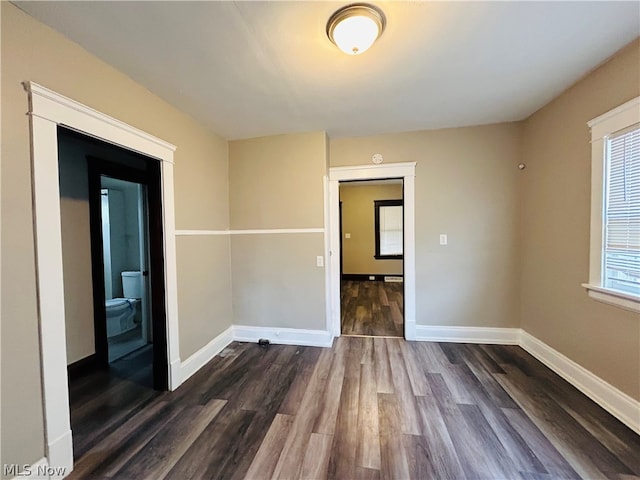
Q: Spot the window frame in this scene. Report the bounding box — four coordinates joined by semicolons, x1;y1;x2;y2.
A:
374;199;404;260
583;96;640;313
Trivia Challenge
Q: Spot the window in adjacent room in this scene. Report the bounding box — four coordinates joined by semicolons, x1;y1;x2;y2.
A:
374;199;403;259
584;97;640;312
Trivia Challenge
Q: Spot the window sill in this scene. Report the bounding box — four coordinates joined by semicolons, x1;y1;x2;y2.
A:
582;284;640;313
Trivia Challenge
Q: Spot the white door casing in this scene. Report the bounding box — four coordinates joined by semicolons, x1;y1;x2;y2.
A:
327;162;417;340
24;82;181;475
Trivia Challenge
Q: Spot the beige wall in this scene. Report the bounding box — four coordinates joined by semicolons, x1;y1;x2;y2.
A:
331;123;523;328
176;235;233;347
520;39;640;401
229;132;328;330
340;183;404;275
58;140;95;364
229;132;326;230
231;234;326;330
1;3;232;469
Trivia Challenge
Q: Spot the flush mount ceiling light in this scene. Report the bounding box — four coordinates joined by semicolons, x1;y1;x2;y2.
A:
326;3;386;55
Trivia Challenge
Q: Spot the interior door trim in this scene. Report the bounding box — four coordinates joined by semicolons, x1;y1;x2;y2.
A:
23;81;180;473
327;162;417;340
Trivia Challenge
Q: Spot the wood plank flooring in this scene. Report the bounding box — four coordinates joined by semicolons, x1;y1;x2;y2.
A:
68;345;156;460
67;337;640;480
341;280;403;337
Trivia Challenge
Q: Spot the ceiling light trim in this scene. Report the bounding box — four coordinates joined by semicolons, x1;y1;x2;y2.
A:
326;3;386;55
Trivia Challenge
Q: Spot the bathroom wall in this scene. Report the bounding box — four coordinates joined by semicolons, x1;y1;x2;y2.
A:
107;189;126;297
102;177;142;298
340;181;404;276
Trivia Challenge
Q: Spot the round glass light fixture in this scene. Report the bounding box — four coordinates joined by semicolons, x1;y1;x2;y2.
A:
326;3;386;55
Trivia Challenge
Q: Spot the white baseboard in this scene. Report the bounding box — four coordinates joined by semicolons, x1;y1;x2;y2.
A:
178;325;234;385
169;359;182;391
177;324;331;388
233;325;334;348
415;325;520;344
519;330;640;435
47;429;73;479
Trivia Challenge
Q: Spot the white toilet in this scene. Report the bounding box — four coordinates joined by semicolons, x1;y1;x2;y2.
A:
105;271;142;338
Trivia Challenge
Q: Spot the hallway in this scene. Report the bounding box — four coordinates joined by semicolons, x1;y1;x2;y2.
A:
341;280;403;337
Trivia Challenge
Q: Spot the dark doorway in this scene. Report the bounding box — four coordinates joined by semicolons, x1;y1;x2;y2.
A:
339;179;405;337
59;127;168;391
87;156;168;390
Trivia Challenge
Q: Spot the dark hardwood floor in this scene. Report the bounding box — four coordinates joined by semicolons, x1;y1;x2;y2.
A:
341;280;403;337
66;337;639;479
69;345;156;460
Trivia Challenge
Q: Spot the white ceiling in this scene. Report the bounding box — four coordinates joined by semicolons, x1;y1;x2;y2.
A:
14;1;640;140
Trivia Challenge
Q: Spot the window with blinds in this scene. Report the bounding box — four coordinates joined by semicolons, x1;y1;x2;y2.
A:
603;125;640;296
374;199;403;259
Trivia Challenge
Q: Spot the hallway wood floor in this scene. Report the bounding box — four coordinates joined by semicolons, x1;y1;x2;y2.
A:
66;337;639;479
69;345;155;460
341;280;403;337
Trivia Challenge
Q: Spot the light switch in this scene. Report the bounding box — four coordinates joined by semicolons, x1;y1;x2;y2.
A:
439;234;448;245
345;233;351;239
316;255;324;267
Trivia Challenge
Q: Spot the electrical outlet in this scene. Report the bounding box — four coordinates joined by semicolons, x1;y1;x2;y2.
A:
440;234;448;245
316;255;324;267
345;233;351;239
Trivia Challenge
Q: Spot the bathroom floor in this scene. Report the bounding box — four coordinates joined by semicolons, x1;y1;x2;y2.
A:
108;325;147;362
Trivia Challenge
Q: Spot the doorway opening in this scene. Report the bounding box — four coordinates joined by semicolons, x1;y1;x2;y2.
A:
26;82;179;471
99;178;151;364
59;126;168;390
58;128;169;459
339;179;404;337
327;162;416;341
85;150;168;391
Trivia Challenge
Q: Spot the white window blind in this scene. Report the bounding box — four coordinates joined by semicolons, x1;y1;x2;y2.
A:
603;125;640;296
380;205;403;256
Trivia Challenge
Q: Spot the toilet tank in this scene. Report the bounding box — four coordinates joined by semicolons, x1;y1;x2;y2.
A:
122;271;142;298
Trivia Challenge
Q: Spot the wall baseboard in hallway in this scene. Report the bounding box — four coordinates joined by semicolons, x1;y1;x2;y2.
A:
341;274;404;281
232;325;334;348
67;353;99;381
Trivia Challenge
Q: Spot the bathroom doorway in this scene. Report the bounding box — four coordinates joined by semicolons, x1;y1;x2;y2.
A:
87;155;168;390
57;127;170;459
99;177;151;363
